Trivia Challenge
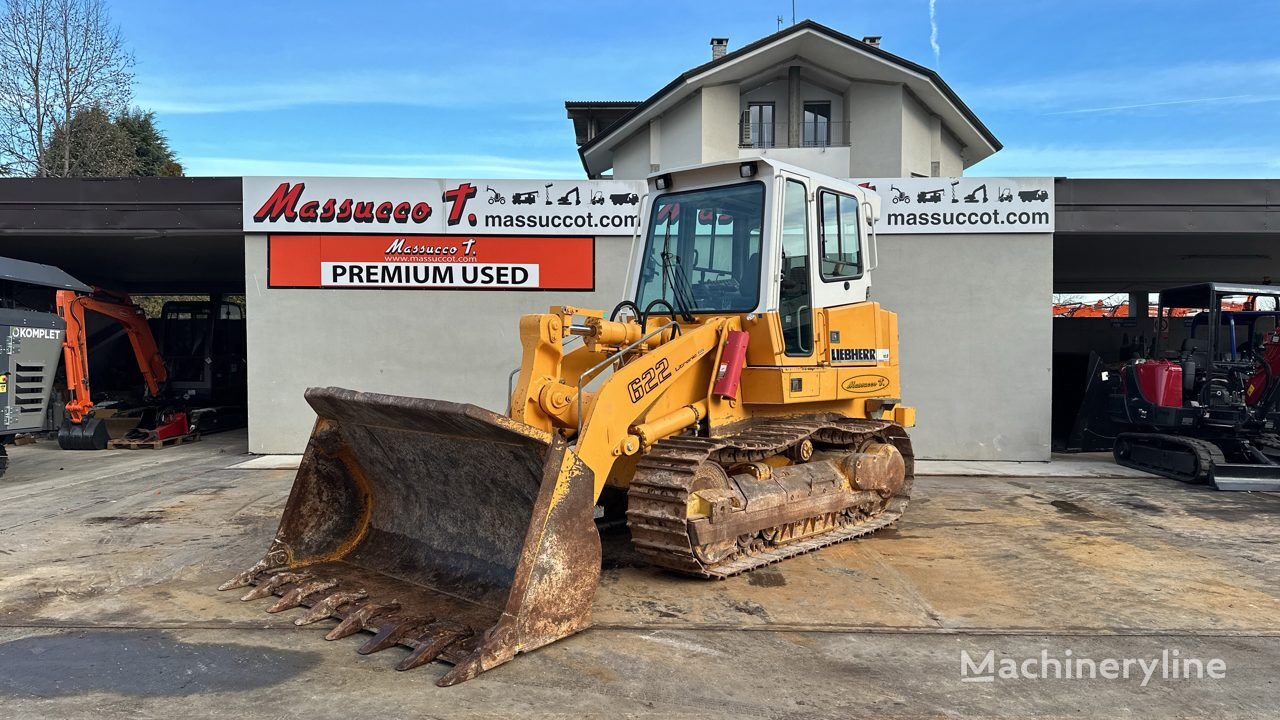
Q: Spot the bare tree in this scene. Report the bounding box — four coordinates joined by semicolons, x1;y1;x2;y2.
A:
0;0;131;177
0;0;53;176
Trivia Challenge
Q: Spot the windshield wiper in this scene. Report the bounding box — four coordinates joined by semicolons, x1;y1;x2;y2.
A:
660;247;697;323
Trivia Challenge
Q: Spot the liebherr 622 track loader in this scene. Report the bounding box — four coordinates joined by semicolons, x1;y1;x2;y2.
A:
221;159;916;685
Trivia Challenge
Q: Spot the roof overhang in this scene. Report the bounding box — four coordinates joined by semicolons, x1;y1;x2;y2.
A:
0;176;245;293
578;20;1000;177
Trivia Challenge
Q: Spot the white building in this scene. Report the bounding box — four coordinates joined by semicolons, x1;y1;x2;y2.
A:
568;21;1000;180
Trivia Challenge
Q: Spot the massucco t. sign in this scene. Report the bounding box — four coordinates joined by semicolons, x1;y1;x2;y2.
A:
267;234;593;291
243;176;645;237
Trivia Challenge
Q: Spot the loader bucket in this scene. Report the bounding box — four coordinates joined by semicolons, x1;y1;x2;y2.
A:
220;387;601;685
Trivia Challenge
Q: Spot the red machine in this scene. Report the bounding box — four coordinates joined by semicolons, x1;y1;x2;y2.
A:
1244;329;1280;405
1131;360;1182;408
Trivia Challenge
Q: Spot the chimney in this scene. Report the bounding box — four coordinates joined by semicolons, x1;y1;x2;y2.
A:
710;37;729;60
861;35;882;48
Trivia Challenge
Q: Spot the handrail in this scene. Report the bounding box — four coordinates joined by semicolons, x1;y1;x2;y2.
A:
624;192;650;299
575;321;679;439
505;367;521;413
738;115;852;148
862;199;879;272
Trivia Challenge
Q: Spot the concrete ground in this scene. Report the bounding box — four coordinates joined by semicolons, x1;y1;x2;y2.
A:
0;432;1276;719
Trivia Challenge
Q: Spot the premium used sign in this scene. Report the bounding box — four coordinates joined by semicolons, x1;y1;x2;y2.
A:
268;234;593;290
243;177;645;237
852;177;1054;234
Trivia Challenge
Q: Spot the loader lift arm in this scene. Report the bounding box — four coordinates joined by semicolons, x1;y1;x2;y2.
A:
510;306;729;493
55;288;167;425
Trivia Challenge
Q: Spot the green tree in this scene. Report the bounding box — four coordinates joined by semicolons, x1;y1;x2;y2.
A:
43;104;135;177
42;105;183;177
116;108;182;176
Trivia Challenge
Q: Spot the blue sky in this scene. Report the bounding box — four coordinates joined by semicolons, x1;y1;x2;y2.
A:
114;0;1278;179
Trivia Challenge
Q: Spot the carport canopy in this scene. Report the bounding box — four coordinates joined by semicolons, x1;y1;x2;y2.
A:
1055;179;1280;293
0;177;243;294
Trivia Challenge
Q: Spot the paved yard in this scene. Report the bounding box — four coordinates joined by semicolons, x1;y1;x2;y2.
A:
0;432;1276;718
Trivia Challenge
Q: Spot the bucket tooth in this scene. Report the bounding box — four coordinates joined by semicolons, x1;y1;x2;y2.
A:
266;579;338;613
219;558;282;591
357;617;430;655
395;624;471;671
294;590;368;626
324;601;401;641
240;572;311;602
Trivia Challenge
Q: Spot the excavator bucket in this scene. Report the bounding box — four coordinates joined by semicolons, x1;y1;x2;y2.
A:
219;387;601;685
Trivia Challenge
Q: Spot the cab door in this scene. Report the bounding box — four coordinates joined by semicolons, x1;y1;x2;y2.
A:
776;173;815;360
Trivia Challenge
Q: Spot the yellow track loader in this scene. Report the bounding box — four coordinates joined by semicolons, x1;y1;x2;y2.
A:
220;159;916;685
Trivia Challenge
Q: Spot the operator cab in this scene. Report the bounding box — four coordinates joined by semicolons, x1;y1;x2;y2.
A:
627;158;880;358
1156;283;1280;405
1111;282;1280;433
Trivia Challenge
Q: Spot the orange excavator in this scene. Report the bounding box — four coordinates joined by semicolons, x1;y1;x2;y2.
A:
55;288;186;450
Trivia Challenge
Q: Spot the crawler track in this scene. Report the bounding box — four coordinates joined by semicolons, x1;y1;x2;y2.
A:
1114;432;1220;484
626;417;913;578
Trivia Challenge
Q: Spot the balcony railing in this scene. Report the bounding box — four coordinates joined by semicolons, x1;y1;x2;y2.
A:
739;114;852;149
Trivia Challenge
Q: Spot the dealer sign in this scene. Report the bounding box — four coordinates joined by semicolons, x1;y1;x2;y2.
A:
267;234;593;290
243;176;645;237
852;177;1054;234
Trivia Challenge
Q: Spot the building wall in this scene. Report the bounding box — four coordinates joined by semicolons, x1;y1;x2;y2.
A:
700;83;741;163
658;95;702;169
901;92;934;178
939;129;964;177
872;232;1053;460
739;145;852;179
844;81;903;177
247;224;1053;460
612;130;651;179
243;233;635;453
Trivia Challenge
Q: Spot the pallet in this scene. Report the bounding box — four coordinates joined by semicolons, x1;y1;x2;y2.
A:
107;432;200;450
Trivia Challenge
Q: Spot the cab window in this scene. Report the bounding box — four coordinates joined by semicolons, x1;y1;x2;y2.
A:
635;182;765;314
818;190;862;280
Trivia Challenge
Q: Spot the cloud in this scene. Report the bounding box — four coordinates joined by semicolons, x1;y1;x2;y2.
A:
134;71;514;114
970;144;1280;178
928;0;940;66
182;152;586;179
133;46;653;116
963;58;1280;115
1042;94;1269;115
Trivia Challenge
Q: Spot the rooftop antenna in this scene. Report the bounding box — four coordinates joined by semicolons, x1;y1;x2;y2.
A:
776;14;783;30
791;0;796;25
